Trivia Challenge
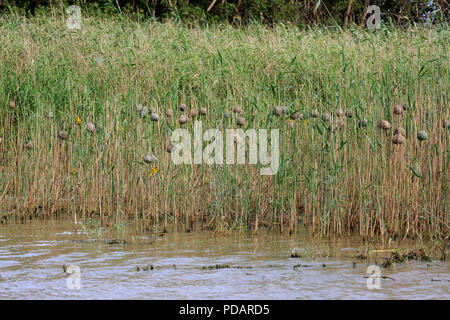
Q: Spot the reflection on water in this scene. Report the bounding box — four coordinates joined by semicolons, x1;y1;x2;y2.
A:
0;220;448;299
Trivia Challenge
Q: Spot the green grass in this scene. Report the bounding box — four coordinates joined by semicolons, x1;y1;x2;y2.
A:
0;12;448;240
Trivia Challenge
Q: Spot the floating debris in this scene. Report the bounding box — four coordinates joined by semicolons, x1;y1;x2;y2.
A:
58;130;68;140
135;264;154;271
85;122;96;133
405;249;431;262
179;115;188;125
377;120;391;130
382;249;431;268
236;117;246;127
363;275;396;281
355;252;368;260
392;133;405;145
417;131;428;141
202;264;230;270
179;103;187;111
393;104;403;115
144;153;158;164
290;249;302;258
108;239;127;245
346;108;354;118
150;113;160;122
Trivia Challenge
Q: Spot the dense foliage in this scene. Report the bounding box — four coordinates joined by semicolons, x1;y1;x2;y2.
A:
1;0;448;26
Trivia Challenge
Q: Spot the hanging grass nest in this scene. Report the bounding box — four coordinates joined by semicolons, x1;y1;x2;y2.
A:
392;134;405;145
394;127;406;136
377;120;391;130
393;104;403;115
150;113;160;122
144;153;158;164
139;106;148;118
417;131;428;141
167;143;175;153
24;140;33;150
290;112;301;120
179;115;188;125
200;108;207;116
334;109;344;117
273;106;283;116
189;109;199;118
346;108;354;118
232;106;243;114
321;113;330;122
165;109;173;117
359;118;369;128
8;101;15;109
58;130;68;140
234;135;242;144
236;117;246;127
85;122;96;133
179;103;187;111
310;109;319;118
328;119;345;132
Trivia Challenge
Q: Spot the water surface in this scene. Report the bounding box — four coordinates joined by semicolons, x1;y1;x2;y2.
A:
0;220;448;299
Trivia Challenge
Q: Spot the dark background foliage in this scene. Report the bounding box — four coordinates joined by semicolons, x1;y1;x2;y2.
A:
0;0;448;26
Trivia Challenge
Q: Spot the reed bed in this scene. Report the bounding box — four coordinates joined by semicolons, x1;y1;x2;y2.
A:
0;13;448;239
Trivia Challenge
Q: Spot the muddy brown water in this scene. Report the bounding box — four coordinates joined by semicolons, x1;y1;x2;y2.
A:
0;220;448;299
